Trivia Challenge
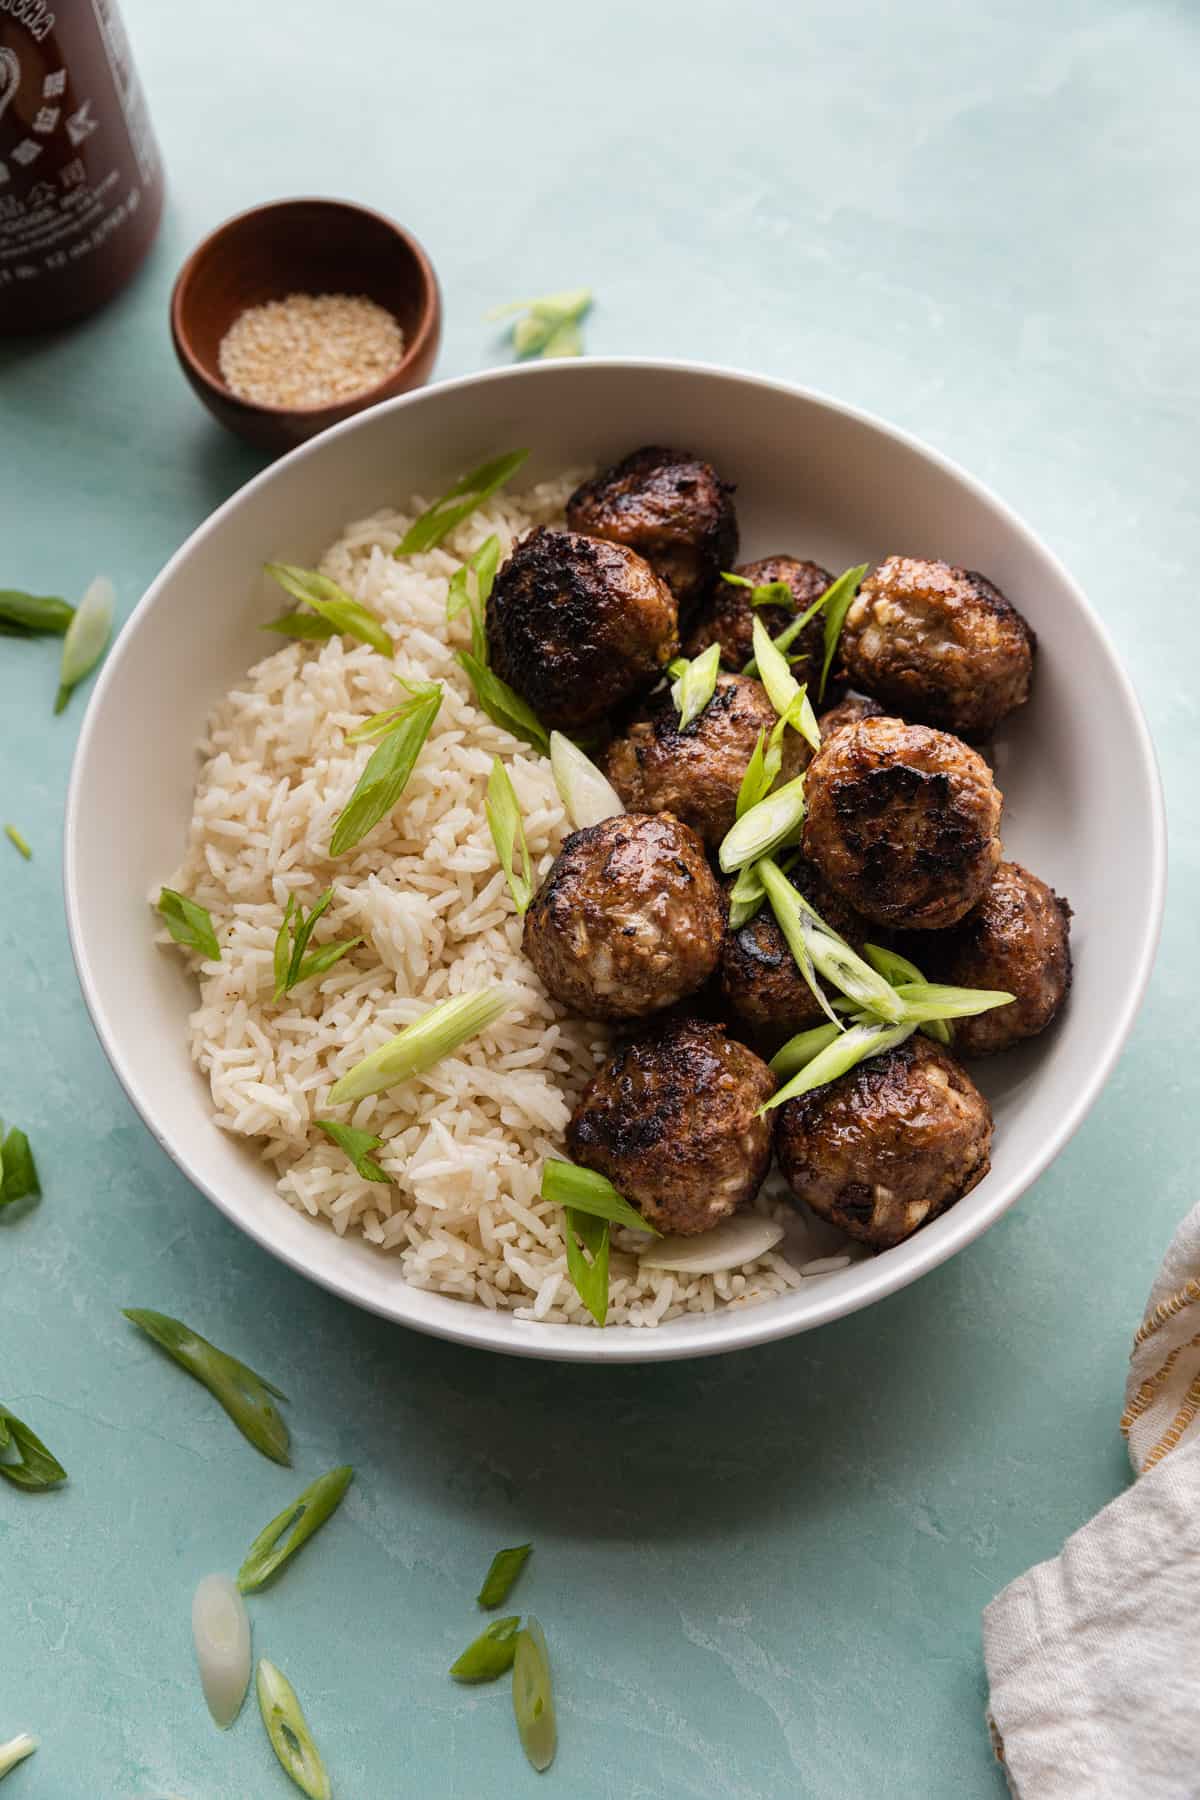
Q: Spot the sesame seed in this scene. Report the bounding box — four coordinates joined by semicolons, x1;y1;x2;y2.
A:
218;291;406;410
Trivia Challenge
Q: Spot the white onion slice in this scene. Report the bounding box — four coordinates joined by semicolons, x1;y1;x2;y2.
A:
638;1214;786;1275
549;731;623;829
192;1573;251;1729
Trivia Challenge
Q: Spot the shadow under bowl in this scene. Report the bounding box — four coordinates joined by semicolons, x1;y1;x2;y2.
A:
170;196;441;454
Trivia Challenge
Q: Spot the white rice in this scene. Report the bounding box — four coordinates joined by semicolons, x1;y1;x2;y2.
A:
161;474;855;1326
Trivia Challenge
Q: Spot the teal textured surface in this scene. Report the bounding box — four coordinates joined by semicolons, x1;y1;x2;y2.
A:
1;1;1195;1794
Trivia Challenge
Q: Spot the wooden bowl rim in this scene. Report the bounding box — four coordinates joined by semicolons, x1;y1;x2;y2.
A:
169;196;441;424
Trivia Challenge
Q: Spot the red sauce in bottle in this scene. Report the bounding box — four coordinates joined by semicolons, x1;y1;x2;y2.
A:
0;0;163;333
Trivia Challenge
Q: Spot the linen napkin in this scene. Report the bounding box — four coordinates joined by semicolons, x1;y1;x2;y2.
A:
982;1201;1200;1798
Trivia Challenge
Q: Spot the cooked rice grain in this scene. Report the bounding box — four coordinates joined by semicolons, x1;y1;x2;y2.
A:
161;475;846;1326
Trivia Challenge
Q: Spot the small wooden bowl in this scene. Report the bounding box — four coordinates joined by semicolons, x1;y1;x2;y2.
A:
170;198;441;454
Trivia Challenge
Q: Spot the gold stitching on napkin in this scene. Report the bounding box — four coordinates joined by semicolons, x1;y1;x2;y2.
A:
1120;1332;1200;1437
1142;1370;1200;1472
1131;1278;1200;1348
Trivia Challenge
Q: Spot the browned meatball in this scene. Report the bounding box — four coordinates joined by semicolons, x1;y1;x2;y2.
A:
802;715;1003;931
683;555;832;676
566;446;737;619
567;1016;775;1235
916;860;1072;1055
485;526;677;732
775;1034;992;1248
601;673;805;849
817;691;884;740
522;813;723;1022
718;858;873;1049
840;556;1035;737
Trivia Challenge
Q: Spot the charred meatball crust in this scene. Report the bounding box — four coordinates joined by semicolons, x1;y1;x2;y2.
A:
840;556;1035;737
802;715;1003;931
522;813;724;1022
683;555;832;677
567;1016;775;1235
602;673;806;849
775;1034;993;1248
719;859;873;1048
916;860;1072;1055
485;526;678;732
566;446;738;620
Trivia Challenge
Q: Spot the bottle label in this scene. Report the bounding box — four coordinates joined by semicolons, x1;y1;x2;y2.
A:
0;0;161;300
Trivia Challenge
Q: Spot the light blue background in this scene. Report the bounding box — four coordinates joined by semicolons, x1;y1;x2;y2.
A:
2;2;1196;1794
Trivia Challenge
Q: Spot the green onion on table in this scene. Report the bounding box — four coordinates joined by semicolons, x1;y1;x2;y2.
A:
4;824;31;860
0;1404;67;1491
0;1735;38;1779
122;1310;291;1465
256;1659;331;1800
512;1617;557;1772
477;1542;533;1609
55;575;113;714
0;1122;40;1207
451;1616;522;1683
238;1465;354;1593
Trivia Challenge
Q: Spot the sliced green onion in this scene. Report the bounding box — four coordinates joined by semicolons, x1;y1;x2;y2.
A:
670;641;721;730
512;1617;557;1772
542;1159;658;1234
891;981;1015;1022
314;1120;388;1184
0;1404;67;1491
272;889;359;998
743;564;866;678
123;1310;289;1465
456;649;550;753
727;858;768;931
261;611;339;641
156;889;221;961
0;1735;37;1779
638;1213;786;1275
764;1018;916;1112
735;728;771;821
345;680;441;742
759;860;905;1025
330;682;442;855
193;1573;252;1728
272;889;360;1000
446;534;501;663
396;450;531;555
256;1659;331;1800
0;1123;40;1207
55;574;113;713
5;824;31;860
328;989;516;1105
769;1022;841;1078
750;617;821;750
478;1543;532;1608
489;290;592;360
818;562;868;700
758;856;841;1029
486;758;535;915
264;563;391;659
864;942;951;1046
549;731;623;829
564;1207;610;1326
720;570;797;612
0;590;73;633
451;1616;522;1682
718;774;806;874
238;1464;354;1593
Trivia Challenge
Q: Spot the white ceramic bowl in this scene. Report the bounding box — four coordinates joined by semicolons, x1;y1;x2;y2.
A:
64;360;1166;1362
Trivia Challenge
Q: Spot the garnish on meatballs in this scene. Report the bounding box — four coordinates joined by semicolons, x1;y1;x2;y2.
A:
602;672;805;849
839;556;1035;738
567;1016;775;1235
802;715;1003;930
718;858;873;1049
486;526;678;732
684;555;832;677
916;860;1072;1055
774;1033;993;1248
566;446;738;620
522;812;724;1022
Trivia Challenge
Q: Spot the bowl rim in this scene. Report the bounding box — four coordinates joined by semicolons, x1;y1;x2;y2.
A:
169;195;442;424
63;357;1168;1363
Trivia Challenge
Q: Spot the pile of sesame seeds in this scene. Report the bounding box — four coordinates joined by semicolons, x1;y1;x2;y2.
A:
218;291;405;410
